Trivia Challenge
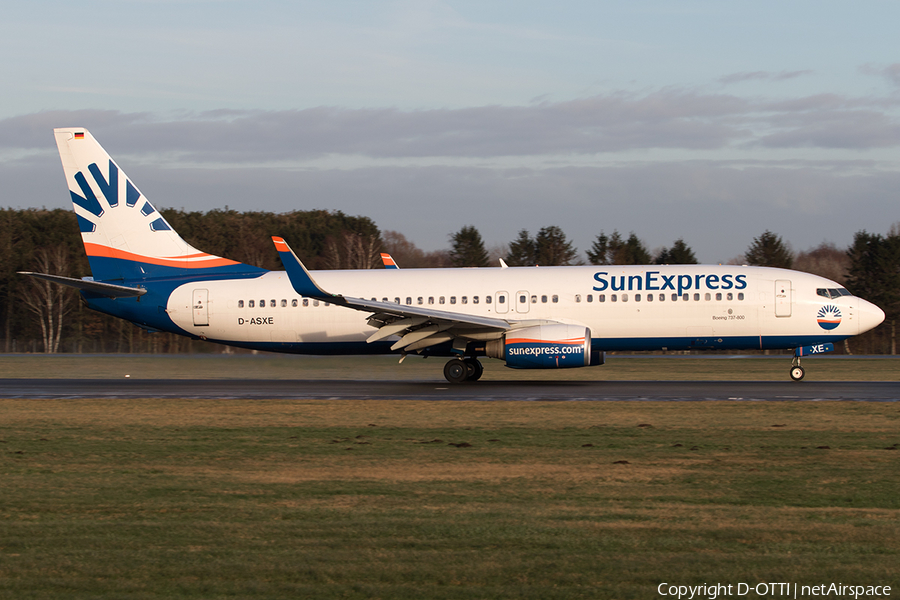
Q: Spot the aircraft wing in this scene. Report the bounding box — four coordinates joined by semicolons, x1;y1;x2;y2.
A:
18;272;147;298
272;237;513;352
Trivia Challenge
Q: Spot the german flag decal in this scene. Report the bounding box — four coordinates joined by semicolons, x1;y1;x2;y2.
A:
74;132;84;139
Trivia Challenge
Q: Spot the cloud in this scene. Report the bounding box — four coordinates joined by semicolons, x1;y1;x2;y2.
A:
4;86;899;166
718;70;813;85
2;86;899;262
860;63;900;86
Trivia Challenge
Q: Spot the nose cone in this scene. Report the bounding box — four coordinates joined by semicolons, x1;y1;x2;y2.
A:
857;298;885;334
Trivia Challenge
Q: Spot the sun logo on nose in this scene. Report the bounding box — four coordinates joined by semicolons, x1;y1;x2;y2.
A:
817;305;842;330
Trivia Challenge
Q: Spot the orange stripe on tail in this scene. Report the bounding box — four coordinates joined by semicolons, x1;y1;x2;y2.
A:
84;243;239;269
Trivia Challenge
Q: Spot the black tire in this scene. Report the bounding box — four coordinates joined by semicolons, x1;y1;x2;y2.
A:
444;358;469;383
465;358;484;381
790;365;805;381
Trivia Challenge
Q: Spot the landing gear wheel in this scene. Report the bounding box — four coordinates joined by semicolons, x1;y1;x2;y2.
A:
444;358;469;383
790;365;805;381
464;358;484;381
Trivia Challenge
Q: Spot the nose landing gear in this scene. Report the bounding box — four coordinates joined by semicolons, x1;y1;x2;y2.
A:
790;360;805;381
443;357;484;383
789;343;835;381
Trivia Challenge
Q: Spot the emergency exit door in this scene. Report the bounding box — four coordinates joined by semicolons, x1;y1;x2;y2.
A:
515;290;530;314
774;280;791;317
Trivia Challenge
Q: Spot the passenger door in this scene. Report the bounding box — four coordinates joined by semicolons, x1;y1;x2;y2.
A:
774;280;791;317
495;291;509;314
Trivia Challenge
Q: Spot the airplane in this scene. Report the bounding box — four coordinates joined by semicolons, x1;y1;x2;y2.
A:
21;128;886;383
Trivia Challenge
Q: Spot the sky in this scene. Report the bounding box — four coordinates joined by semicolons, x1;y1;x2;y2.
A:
1;0;899;263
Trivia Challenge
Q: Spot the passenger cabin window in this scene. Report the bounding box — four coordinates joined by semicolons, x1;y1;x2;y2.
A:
738;293;744;301
611;294;617;302
270;299;276;308
461;296;467;304
587;294;593;302
599;294;606;302
417;297;423;305
552;295;558;303
671;294;678;301
575;294;581;303
716;293;722;301
693;293;700;301
248;300;255;308
497;295;504;304
473;296;479;304
646;294;653;302
428;297;434;305
622;294;628;302
259;299;265;307
292;299;298;307
531;295;538;304
486;296;492;304
519;295;526;304
726;293;733;301
281;299;287;307
238;300;244;308
406;297;412;305
635;293;641;302
440;296;446;304
313;300;319;307
541;295;547;303
303;299;309;307
659;294;665;301
450;296;457;304
394;297;400;304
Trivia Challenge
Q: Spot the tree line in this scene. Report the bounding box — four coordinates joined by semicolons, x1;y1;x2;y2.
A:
2;207;896;354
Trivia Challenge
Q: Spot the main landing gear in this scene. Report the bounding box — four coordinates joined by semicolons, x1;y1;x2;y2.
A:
443;357;484;383
790;356;805;381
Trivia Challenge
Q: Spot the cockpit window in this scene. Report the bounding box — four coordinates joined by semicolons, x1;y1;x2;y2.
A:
817;288;852;299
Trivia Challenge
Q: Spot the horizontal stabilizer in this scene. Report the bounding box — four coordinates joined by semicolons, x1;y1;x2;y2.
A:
19;272;147;298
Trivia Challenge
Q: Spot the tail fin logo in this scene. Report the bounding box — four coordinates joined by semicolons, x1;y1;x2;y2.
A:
72;160;170;234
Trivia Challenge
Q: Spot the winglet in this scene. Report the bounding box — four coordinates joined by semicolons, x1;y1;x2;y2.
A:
272;236;336;299
380;253;399;269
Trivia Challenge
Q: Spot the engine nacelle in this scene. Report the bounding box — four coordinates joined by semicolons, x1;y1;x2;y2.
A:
485;324;604;369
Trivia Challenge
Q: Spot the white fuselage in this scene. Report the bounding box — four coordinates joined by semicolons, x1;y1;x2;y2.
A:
162;264;878;352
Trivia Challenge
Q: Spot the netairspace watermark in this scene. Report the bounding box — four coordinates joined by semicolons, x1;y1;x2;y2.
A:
658;583;892;599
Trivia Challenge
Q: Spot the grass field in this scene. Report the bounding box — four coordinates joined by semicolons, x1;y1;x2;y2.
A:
1;353;900;381
1;397;898;599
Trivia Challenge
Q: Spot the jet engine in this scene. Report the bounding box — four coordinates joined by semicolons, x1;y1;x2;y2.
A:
485;324;604;369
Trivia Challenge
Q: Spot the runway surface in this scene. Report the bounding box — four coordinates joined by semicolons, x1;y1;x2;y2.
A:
2;379;899;401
